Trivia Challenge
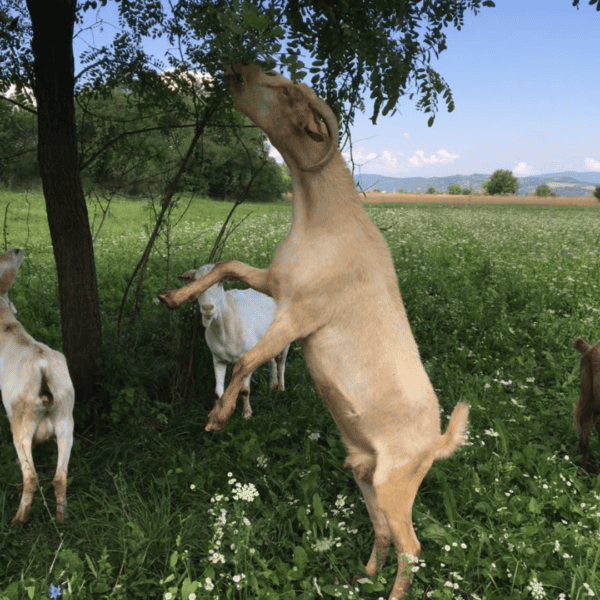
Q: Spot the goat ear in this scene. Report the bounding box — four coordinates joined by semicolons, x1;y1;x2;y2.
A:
305;127;325;142
0;267;17;295
178;270;195;281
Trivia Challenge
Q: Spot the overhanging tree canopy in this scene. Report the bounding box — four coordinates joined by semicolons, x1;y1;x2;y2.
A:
0;0;519;409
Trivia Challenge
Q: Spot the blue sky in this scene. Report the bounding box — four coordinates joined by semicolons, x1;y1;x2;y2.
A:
340;0;600;178
74;0;600;178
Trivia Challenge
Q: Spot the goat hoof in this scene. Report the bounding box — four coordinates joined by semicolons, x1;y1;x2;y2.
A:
205;416;228;432
157;292;180;309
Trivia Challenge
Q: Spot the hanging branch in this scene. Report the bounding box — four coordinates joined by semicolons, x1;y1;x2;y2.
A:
179;149;270;400
116;102;218;334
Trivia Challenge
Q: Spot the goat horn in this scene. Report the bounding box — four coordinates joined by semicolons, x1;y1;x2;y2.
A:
299;96;339;172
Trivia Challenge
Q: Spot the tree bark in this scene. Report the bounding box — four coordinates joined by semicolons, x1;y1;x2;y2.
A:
26;0;102;407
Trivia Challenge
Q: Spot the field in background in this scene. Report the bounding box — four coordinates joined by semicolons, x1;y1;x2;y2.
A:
363;192;598;206
0;193;600;599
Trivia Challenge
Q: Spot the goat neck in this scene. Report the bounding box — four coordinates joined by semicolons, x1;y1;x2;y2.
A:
287;150;363;231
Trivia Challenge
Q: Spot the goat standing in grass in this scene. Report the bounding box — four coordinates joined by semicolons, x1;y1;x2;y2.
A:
572;338;600;472
0;248;74;523
159;64;468;599
180;264;289;418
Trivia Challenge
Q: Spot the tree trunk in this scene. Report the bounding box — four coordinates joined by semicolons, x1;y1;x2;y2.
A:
26;0;102;408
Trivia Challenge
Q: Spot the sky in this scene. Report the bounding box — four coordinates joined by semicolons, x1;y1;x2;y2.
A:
73;0;600;179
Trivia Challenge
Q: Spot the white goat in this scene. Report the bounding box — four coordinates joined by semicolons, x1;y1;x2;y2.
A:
159;63;468;599
179;264;289;418
0;248;74;523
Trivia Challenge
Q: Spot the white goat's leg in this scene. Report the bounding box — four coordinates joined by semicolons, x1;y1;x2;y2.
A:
240;373;253;419
159;261;270;309
268;358;278;390
213;357;227;403
206;310;300;432
275;344;290;391
53;416;74;523
11;418;40;524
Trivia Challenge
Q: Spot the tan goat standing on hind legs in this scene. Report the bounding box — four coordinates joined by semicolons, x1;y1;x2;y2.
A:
159;63;469;599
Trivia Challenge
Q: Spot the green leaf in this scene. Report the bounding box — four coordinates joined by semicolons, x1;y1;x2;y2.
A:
312;493;325;521
169;550;179;568
293;546;308;572
181;578;199;598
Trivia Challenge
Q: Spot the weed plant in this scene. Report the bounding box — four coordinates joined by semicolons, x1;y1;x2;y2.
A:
0;192;599;599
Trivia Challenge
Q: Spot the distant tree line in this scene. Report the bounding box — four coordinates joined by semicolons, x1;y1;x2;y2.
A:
0;87;291;202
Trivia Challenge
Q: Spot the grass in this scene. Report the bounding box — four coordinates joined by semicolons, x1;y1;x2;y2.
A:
1;191;600;600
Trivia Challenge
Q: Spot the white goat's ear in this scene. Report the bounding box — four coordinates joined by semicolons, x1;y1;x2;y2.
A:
178;270;196;281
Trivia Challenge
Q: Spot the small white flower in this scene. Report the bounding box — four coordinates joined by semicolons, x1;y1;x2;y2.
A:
165;594;173;600
204;578;214;591
527;577;546;600
308;432;321;441
444;545;451;551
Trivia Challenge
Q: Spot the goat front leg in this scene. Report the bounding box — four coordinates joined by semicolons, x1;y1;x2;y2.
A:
159;261;270;309
206;310;300;432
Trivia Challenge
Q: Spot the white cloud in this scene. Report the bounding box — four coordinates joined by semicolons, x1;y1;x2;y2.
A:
381;150;400;168
403;132;410;140
513;162;534;176
584;157;600;171
408;149;459;166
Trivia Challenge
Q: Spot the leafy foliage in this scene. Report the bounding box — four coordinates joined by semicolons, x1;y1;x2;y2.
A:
0;0;499;132
572;0;600;11
482;169;519;195
448;183;462;195
427;187;437;194
593;186;600;201
535;184;554;197
0;99;38;188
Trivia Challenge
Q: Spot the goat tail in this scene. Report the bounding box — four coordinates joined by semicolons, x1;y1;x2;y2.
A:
433;403;469;461
39;360;54;407
572;338;591;355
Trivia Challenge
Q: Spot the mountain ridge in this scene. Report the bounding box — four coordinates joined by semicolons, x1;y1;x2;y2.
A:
354;171;600;197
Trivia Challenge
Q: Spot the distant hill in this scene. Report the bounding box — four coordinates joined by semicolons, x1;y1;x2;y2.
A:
354;172;600;197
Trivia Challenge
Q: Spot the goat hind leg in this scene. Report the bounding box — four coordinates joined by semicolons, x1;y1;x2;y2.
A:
374;462;430;600
206;310;300;431
53;416;74;523
11;418;39;524
578;419;593;471
159;261;270;309
355;478;392;578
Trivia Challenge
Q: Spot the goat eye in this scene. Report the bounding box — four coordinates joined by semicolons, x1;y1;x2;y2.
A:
282;87;291;97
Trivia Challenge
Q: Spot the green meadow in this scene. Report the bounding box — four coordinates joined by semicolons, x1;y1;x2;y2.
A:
1;191;599;600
